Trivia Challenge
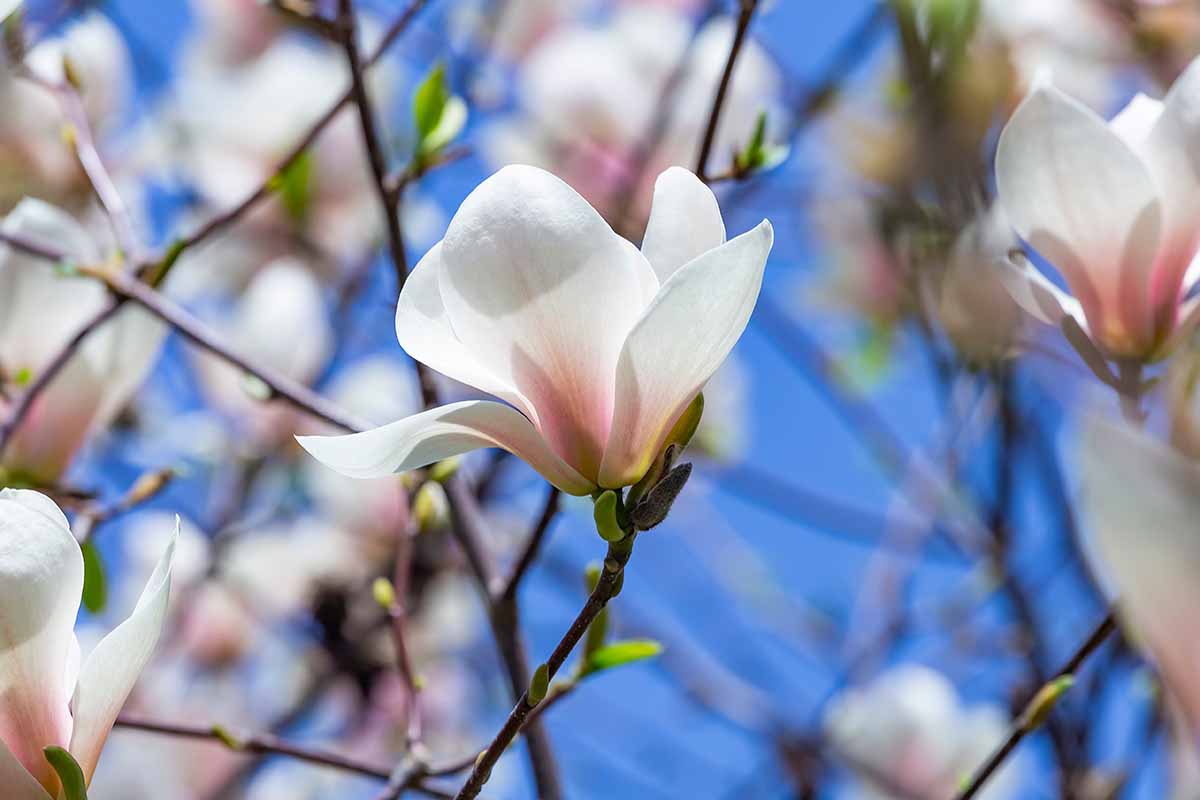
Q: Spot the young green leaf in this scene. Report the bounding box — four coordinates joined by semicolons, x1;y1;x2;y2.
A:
80;540;106;614
413;63;450;141
585;639;664;674
268;151;314;223
44;747;88;800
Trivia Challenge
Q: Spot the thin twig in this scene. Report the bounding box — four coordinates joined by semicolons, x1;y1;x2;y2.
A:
454;536;635;800
172;0;431;256
953;611;1118;800
336;0;410;287
497;485;560;605
694;0;759;181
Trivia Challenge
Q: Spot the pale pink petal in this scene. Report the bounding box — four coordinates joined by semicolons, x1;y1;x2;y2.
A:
68;524;175;783
297;400;596;495
0;739;52;800
0;490;83;791
1109;93;1163;148
395;243;536;420
994;252;1086;330
1141;57;1200;327
1080;419;1200;735
437;165;658;479
996;83;1163;356
640;167;725;282
599;221;771;488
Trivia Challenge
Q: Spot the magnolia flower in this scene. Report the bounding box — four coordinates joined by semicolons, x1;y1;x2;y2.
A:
301;356;418;546
0;489;175;797
186;0;282;67
995;60;1200;361
0;199;164;484
824;664;1017;800
195;258;332;442
299;165;772;494
485;8;780;224
926;206;1025;364
0;13;132;213
1080;418;1200;736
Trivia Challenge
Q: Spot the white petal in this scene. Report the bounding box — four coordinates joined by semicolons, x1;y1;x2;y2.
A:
1109;93;1164;148
0;199;103;372
997;83;1163;352
395;243;533;416
67;524;174;784
1142;57;1200;313
297;400;596;496
437;165;658;477
1080;420;1200;734
0;739;52;800
640;167;726;282
0;490;83;790
599;221;772;488
994;253;1085;329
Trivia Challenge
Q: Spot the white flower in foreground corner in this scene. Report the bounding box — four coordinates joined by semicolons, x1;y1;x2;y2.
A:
1080;418;1200;737
996;58;1200;361
298;165;772;494
824;664;1017;800
0;199;164;483
0;489;175;798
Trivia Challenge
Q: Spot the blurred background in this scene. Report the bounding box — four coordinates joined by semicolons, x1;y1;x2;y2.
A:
3;0;1195;797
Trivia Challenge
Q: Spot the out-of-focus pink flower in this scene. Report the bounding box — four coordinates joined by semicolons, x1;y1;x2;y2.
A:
194;258;332;444
298;165;771;493
1080;418;1200;739
0;489;175;798
0;13;132;212
484;7;781;227
0;200;164;484
824;664;1017;800
995;60;1200;361
186;0;282;67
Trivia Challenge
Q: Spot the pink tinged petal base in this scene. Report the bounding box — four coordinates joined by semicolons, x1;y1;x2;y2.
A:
1081;420;1200;734
599;220;773;488
68;525;176;784
436;165;658;479
996;83;1163;358
640;167;726;282
0;489;84;793
0;738;52;799
296;401;596;496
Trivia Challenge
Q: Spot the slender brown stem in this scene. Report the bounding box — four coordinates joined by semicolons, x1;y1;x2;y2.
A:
953;611;1118;800
172;0;430;256
336;0;410;287
454;536;635;800
497;485;560;605
693;0;759;181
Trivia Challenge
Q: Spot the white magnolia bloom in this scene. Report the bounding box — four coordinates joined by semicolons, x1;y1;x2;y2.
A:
486;8;781;222
1080;418;1200;736
164;39;390;284
186;0;282;67
195;258;332;441
980;0;1126;107
0;13;132;212
995;59;1200;361
927;206;1025;364
302;356;418;544
0;1;19;21
0;200;164;483
298;165;772;494
0;489;175;798
824;665;1016;800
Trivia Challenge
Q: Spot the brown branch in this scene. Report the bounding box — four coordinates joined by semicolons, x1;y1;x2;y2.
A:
335;0;410;287
453;535;636;800
953;611;1118;800
693;0;759;181
171;0;431;257
497;484;560;606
